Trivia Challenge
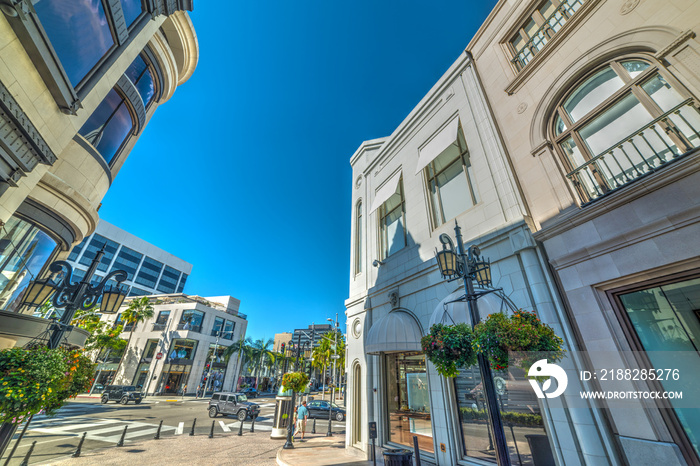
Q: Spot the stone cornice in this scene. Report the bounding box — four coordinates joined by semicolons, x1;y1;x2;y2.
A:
655;30;697;59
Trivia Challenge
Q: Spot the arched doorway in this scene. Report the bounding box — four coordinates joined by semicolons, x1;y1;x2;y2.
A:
352;362;362;446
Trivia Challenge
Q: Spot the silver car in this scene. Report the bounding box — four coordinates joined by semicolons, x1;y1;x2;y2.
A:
208;392;260;421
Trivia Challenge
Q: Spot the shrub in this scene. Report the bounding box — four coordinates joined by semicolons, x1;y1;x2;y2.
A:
281;372;309;393
459;407;543;427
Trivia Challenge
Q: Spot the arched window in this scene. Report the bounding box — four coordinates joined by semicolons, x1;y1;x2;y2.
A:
125;53;157;108
354;200;363;275
551;56;700;203
79;88;136;165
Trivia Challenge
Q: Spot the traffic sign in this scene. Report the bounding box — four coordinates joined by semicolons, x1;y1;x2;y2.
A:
156;352;163;360
331;355;340;360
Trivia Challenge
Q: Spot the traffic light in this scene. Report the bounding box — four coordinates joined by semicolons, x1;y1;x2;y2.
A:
281;343;285;353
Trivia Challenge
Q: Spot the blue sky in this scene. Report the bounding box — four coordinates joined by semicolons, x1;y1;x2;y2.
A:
99;1;498;341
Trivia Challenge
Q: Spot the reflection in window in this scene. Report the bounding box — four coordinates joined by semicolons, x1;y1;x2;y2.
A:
119;0;144;27
379;179;406;259
179;309;204;332
0;216;58;312
223;320;235;339
79;89;135;165
455;365;548;464
169;339;198;360
386;352;433;453
33;0;114;87
619;278;700;459
143;339;159;359
552;58;700;203
125;54;156;107
426;128;479;227
157;265;181;293
212;316;224;336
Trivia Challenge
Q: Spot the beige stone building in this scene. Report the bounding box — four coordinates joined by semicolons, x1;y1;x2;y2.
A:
469;0;700;464
0;1;198;349
273;332;293;353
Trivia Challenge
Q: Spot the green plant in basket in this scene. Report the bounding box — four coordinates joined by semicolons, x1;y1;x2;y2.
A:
281;372;309;393
421;323;476;377
473;310;564;372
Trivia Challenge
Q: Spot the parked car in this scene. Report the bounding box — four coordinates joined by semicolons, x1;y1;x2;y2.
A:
240;387;258;398
101;385;143;405
208;392;260;421
306;400;345;421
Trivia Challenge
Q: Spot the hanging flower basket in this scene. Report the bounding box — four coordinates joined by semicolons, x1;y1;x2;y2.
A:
281;372;309;393
420;323;477;378
473;310;565;371
0;347;95;424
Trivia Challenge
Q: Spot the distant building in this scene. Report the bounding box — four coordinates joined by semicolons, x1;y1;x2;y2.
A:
292;323;334;355
65;220;192;297
99;294;246;396
273;332;293;353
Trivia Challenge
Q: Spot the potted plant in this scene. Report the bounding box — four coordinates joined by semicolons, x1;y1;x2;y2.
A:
421;323;477;377
281;372;309;393
473;310;564;371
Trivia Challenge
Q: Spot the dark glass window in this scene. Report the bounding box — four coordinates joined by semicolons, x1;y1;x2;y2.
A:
110;246;142;281
223;320;235;340
78;234;119;272
176;273;188;293
71;268;86;284
169;339;197;360
212;317;224;336
67;236;89;262
33;0;114;87
143;339;158;359
157;266;181;293
119;0;144;27
125;54;156;107
179;309;204;333
79;89;135;165
153;310;169;330
128;286;150;296
135;256;164;289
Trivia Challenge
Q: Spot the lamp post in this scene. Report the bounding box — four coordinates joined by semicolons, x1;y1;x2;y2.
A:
283;333;303;449
205;331;221;395
435;221;510;466
0;247;128;457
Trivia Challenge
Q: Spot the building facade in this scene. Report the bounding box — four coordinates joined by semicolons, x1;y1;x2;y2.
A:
273;332;293;353
0;1;198;349
345;49;593;465
65;220;192;297
99;294;246;396
292;323;334;351
469;0;700;465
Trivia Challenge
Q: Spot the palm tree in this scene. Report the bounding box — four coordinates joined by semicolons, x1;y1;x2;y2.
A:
113;296;154;384
248;338;275;376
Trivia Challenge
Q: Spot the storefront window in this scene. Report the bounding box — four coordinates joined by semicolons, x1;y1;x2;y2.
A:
455;365;548;465
0;216;59;312
132;363;149;389
619;278;700;458
159;364;191;394
386;352;433;453
168;339;198;360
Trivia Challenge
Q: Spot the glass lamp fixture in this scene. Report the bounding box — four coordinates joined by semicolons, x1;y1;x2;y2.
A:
435;235;462;280
100;285;128;314
21;278;57;308
474;258;492;287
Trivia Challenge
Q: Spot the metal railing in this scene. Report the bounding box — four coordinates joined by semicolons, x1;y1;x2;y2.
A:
511;0;585;71
177;322;202;333
152;322;167;331
566;100;700;203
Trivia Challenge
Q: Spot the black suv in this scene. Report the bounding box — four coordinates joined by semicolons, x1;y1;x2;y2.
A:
208;392;260;421
101;385;143;405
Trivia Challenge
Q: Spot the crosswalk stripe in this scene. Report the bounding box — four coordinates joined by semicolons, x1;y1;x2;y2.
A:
100;428;157;444
176;421;184;435
219;421;230;432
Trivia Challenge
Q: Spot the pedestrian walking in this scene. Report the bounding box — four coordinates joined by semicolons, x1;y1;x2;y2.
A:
196;385;202;399
182;384;187;398
292;406;298;442
296;400;309;441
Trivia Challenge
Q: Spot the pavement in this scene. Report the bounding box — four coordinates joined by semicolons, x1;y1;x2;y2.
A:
276;435;384;466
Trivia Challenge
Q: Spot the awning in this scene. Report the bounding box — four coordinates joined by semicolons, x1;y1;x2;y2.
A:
429;289;516;327
414;118;460;174
366;310;423;354
369;170;402;214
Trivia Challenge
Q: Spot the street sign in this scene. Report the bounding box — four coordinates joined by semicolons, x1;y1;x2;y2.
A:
331;355;340;359
369;421;377;439
156;352;163;360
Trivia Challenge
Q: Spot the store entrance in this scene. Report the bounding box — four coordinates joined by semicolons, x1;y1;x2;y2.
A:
159;364;191;394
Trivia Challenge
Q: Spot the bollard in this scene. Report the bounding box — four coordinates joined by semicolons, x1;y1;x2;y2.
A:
413;435;421;466
311;418;316;434
189;418;197;436
237;419;243;436
250;415;255;433
209;420;215;439
154;420;163;440
72;432;87;457
19;441;36;466
116;425;128;447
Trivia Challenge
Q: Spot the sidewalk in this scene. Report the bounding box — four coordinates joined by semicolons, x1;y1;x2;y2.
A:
276;435;383;466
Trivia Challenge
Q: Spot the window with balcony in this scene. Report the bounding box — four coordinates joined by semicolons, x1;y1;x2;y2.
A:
153;310;170;331
78;88;136;165
509;0;586;71
551;57;700;204
179;309;204;333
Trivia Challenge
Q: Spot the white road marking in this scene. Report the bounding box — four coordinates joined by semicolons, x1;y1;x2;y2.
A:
176;421;184;435
219;421;230;432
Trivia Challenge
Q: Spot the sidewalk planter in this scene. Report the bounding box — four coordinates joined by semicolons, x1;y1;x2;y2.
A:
382;448;414;466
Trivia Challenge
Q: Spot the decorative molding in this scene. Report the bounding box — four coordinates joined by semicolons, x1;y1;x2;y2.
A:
516;102;528;114
352;318;362;339
619;0;640;15
388;290;399;309
16;197;76;247
655;30;697;59
530;139;551;157
355;175;363;189
116;75;146;132
73;135;113;184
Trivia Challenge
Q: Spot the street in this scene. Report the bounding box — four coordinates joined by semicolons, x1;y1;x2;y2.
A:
0;394;346;465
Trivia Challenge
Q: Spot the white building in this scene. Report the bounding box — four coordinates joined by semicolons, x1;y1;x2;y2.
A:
98;294;247;396
65;220;192;297
345;50;597;465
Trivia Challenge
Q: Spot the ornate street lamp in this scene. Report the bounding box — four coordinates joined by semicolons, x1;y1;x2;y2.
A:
434;221;511;466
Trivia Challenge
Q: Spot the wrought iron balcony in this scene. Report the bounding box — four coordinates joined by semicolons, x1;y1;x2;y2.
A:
152;322;167;331
567;100;700;204
177;322;202;333
511;0;585;71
